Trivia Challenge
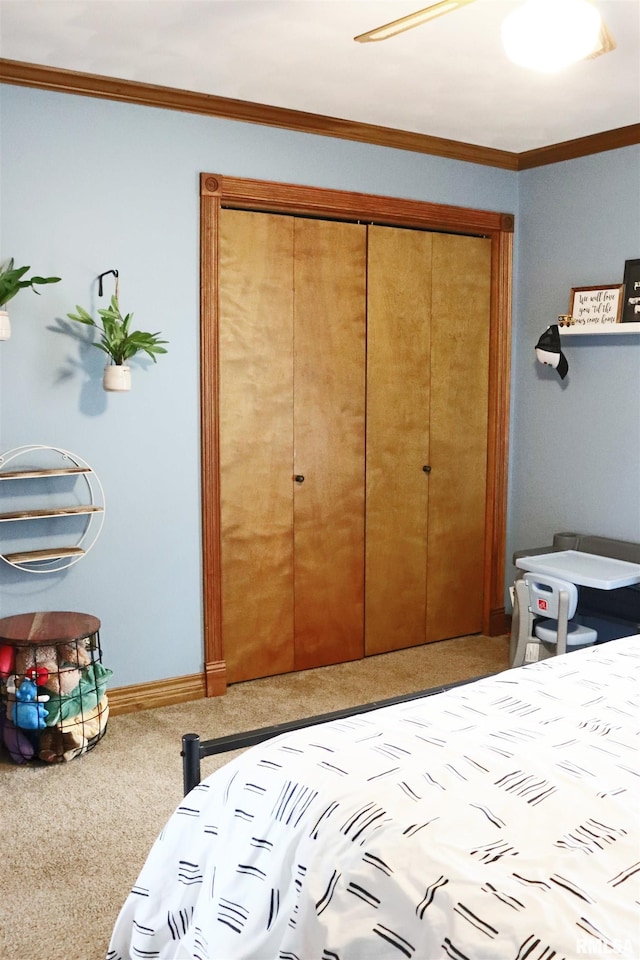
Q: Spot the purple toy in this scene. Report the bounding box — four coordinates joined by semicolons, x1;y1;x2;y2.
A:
0;713;35;763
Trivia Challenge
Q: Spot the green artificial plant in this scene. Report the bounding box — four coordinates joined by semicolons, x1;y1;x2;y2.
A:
0;258;61;308
67;295;168;366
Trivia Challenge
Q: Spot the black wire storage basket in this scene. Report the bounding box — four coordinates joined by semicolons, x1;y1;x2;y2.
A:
0;613;111;764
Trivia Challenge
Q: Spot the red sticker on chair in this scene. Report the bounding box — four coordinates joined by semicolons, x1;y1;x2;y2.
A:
537;599;548;611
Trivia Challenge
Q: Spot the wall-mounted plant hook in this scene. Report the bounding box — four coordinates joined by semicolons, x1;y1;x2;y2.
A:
97;269;119;298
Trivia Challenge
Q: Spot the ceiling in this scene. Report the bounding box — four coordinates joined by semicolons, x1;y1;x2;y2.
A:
0;0;639;155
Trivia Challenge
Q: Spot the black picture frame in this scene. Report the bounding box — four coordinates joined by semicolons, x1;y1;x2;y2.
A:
622;258;640;323
564;284;624;333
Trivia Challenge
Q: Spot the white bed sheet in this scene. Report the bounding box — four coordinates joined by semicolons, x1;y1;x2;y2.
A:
108;637;640;960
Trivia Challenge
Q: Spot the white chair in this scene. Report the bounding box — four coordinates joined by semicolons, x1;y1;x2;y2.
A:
511;573;598;667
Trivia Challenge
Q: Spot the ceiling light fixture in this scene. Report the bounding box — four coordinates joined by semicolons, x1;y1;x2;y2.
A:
501;0;606;72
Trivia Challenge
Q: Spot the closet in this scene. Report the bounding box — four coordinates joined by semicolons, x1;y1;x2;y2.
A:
218;211;367;683
200;173;512;696
366;226;491;654
217;209;491;684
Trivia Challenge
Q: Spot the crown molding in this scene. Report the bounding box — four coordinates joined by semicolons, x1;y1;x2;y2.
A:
517;123;640;169
1;58;637;172
0;58;518;169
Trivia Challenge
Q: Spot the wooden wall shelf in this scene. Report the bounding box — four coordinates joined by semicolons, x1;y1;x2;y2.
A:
0;446;105;573
0;466;92;480
0;505;104;522
4;546;86;564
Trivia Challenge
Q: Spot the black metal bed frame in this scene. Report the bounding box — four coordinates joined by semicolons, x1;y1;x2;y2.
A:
181;674;483;795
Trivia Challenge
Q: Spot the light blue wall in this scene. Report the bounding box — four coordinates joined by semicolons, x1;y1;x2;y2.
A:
0;84;518;686
508;148;640;577
1;85;638;684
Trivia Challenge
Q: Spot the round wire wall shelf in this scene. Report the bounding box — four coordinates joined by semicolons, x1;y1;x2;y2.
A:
0;445;106;573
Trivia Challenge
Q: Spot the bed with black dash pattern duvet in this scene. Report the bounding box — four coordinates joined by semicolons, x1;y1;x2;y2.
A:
107;636;640;960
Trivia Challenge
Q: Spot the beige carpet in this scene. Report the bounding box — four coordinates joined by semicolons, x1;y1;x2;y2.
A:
0;634;509;960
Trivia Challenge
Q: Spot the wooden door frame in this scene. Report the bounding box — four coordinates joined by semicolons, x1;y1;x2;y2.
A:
200;172;513;696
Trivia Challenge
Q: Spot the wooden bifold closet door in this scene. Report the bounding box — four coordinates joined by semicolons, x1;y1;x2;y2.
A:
365;227;491;655
218;209;366;683
218;210;491;684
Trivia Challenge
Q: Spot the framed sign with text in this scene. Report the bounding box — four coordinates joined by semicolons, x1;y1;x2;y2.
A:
560;284;625;334
622;259;640;323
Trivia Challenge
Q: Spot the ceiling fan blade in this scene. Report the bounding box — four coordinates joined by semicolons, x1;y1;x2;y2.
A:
354;0;479;43
584;17;616;59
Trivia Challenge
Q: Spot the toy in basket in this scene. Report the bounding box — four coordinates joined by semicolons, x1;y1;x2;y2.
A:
0;612;111;764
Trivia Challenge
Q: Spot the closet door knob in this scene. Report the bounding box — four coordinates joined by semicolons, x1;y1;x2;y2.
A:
294;475;305;483
422;465;432;473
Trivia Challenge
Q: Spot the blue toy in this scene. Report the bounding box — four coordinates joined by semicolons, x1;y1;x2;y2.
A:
12;678;48;731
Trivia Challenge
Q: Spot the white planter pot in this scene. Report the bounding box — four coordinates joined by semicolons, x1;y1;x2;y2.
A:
103;364;131;392
0;310;10;341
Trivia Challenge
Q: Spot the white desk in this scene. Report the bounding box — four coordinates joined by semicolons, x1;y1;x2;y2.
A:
515;550;640;590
